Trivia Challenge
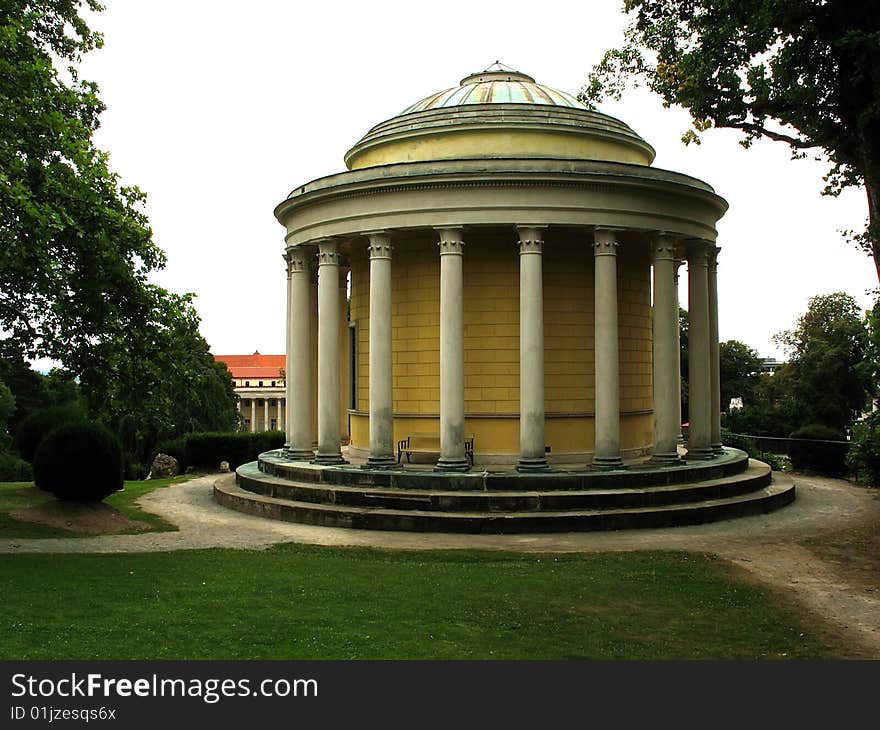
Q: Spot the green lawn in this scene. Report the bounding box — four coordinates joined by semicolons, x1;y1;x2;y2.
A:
0;545;847;659
0;476;191;538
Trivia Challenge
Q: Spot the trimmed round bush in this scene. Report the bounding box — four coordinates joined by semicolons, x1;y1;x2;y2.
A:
14;406;86;464
788;424;849;476
33;423;124;501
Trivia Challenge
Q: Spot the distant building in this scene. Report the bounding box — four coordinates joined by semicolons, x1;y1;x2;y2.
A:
214;352;285;432
760;357;784;375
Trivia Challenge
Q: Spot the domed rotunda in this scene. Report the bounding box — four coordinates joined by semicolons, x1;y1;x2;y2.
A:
274;63;728;471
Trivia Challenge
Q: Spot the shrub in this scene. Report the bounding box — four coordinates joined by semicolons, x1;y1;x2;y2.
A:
252;430;286;455
14;406;86;463
123;455;148;481
722;405;796;439
0;452;33;481
788;424;850;476
33;423;123;501
183;431;286;471
760;453;790;472
720;428;758;456
846;413;880;486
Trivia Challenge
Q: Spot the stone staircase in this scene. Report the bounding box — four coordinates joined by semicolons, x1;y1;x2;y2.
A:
213;448;796;534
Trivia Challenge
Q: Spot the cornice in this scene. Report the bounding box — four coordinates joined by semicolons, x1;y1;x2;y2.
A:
275;164;727;222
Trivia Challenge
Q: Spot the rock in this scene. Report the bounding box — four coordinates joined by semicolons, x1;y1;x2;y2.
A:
149;453;179;479
219;461;230;473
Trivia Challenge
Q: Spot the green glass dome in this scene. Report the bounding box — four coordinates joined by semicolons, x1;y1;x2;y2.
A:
345;63;655;170
400;62;585;114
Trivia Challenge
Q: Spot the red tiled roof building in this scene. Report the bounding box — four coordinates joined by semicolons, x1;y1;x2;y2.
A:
215;352;286;432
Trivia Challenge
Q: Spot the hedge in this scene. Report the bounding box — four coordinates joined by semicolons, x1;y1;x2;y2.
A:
168;431;286;472
788;424;850;476
0;452;34;481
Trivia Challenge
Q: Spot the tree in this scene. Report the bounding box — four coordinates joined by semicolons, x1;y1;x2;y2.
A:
79;287;241;464
0;1;165;365
719;340;765;410
584;1;880;281
0;378;14;450
774;292;873;431
0;2;239;454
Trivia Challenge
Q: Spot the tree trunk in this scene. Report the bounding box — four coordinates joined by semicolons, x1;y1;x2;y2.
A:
867;177;880;286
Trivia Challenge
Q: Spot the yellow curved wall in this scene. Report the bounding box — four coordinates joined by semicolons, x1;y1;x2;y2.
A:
348;231;654;459
347;129;653;170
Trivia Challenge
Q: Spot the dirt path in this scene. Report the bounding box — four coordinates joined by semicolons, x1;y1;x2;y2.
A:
2;472;878;656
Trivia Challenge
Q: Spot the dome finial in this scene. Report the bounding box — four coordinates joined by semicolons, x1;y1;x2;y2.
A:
484;60;519;74
460;63;535;86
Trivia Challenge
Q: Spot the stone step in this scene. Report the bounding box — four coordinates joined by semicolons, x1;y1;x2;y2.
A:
235;460;772;512
256;447;752;492
214;472;795;534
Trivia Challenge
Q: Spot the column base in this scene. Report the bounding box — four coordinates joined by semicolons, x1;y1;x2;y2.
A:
434;457;470;473
516;457;550;473
284;448;315;461
591;455;626;470
711;442;724;455
685;446;715;461
311;452;348;466
649;452;684;466
364;455;398;470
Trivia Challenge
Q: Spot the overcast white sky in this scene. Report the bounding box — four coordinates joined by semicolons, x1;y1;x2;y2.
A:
76;0;875;361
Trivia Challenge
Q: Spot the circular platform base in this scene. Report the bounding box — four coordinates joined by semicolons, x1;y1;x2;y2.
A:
213;448;796;534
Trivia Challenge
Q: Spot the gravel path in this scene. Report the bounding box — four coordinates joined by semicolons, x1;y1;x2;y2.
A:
2;472;878;656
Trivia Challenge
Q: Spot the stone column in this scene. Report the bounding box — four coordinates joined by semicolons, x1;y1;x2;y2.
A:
284;252;293;449
651;234;683;464
310;260;319;448
263;398;269;432
339;265;351;445
250;399;256;433
313;238;346;464
592;229;624;469
366;232;396;467
686;241;714;460
286;246;314;459
435;227;469;471
516;225;549;472
708;246;723;454
278;399;284;434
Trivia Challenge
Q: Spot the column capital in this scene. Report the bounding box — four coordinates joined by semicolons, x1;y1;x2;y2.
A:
315;238;341;266
652;232;678;263
516;225;545;255
436;227;465;256
708;245;721;271
367;231;393;260
593;228;619;256
285;246;312;275
686;238;713;266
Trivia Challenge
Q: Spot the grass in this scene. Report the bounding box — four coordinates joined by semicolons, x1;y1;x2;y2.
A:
0;545;849;660
104;475;191;532
0;476;192;539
